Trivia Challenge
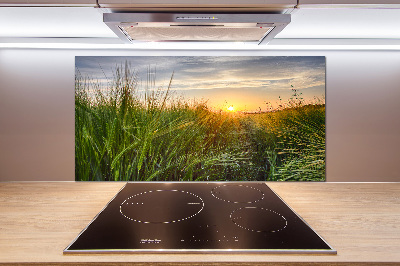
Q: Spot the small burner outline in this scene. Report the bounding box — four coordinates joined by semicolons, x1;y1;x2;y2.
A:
211;184;265;204
119;189;205;224
230;206;288;233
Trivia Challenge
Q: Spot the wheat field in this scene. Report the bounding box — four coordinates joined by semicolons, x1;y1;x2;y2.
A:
75;64;325;181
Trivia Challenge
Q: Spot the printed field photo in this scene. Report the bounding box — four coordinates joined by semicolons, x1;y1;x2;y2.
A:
75;56;326;181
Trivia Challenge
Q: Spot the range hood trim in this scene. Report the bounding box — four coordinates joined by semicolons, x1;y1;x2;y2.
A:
103;13;291;45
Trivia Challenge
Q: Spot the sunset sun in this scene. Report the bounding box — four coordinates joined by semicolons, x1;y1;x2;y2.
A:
227;105;234;112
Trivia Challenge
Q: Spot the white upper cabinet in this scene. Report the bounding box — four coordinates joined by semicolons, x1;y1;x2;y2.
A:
0;0;97;6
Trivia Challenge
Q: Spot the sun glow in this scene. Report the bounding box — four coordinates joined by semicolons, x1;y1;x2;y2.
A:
227;105;235;112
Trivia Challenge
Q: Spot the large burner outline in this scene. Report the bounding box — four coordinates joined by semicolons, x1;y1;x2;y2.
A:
230;206;288;233
211;184;265;204
119;189;204;224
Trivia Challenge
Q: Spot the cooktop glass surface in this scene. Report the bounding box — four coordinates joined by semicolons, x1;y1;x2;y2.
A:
64;182;336;254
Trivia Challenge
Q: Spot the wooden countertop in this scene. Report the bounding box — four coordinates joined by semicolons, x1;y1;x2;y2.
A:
0;182;399;265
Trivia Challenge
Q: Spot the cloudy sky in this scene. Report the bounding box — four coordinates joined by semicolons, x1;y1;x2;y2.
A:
75;56;325;112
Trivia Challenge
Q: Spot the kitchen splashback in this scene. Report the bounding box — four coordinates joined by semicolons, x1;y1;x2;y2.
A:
75;56;325;182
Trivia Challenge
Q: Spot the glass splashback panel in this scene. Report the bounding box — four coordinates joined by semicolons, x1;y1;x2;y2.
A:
75;56;325;182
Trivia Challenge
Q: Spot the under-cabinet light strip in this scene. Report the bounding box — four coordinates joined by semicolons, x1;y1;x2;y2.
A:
0;43;399;50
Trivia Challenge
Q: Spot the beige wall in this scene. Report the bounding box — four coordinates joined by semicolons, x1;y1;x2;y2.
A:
0;48;399;182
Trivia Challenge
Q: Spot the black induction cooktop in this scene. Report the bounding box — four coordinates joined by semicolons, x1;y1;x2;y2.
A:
64;182;336;254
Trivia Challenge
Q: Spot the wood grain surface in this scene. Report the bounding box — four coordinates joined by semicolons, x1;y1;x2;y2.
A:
0;182;399;265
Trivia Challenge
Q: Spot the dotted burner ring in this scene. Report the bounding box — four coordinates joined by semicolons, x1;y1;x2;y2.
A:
211;185;265;204
120;190;204;224
230;207;287;233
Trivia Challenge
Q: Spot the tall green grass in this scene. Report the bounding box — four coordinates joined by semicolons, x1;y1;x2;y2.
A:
246;104;325;181
76;64;242;181
75;63;325;181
